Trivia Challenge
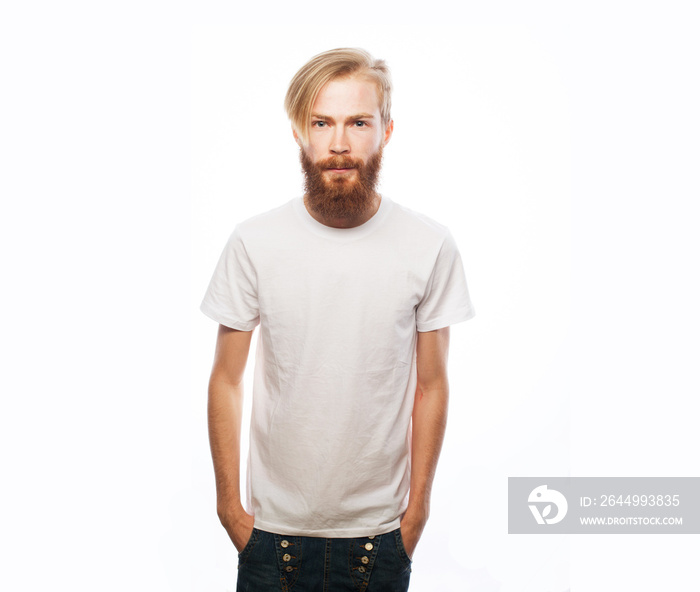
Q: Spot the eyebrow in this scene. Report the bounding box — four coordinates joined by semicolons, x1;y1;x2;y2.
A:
311;113;375;122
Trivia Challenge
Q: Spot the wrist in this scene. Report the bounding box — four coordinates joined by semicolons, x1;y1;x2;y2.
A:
217;498;247;523
405;496;430;518
402;503;430;528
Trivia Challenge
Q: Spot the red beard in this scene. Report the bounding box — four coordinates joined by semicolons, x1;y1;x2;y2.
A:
300;147;383;220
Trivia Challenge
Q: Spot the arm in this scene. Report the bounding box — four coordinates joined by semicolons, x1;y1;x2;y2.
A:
207;324;255;552
400;326;450;559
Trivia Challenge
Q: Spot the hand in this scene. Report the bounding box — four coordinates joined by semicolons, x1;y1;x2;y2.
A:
218;503;255;553
399;510;428;560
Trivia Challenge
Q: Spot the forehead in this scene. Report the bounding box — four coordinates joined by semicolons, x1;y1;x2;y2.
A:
312;75;381;116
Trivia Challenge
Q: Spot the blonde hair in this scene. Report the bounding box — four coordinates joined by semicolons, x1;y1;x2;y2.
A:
285;48;392;144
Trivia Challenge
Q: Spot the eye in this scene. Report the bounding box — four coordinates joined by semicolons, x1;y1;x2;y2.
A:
312;120;327;128
354;121;367;127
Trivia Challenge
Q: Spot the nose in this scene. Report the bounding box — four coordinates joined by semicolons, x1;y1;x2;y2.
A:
329;126;350;154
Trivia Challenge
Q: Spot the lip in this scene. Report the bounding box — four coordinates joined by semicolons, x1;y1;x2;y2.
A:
326;168;355;173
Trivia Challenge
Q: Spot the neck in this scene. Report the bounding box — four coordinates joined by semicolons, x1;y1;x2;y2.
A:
303;192;382;228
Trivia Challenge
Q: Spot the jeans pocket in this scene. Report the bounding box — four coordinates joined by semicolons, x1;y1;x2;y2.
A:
238;527;259;566
395;528;413;567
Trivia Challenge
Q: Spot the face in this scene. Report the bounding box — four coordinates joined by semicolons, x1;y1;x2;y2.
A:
295;75;394;220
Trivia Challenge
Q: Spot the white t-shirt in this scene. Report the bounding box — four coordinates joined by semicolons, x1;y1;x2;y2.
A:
201;196;474;537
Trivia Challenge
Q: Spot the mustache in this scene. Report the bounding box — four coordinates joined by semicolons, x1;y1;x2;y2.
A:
318;156;364;170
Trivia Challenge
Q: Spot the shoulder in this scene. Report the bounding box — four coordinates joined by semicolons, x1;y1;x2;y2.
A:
236;199;296;233
226;199;298;247
385;199;452;245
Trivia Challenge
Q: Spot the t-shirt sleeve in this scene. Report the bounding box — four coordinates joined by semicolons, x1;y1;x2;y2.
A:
415;230;475;332
200;226;260;331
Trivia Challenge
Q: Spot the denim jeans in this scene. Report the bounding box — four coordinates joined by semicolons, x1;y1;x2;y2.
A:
236;527;412;591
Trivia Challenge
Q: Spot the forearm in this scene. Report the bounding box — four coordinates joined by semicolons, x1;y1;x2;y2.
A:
208;378;246;516
206;325;254;550
406;381;449;520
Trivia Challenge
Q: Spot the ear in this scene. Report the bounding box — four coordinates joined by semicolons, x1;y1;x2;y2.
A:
382;119;394;147
292;126;303;147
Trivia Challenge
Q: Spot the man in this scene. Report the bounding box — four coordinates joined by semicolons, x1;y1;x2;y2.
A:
202;48;474;591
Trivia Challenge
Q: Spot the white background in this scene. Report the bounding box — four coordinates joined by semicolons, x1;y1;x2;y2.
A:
2;1;698;591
